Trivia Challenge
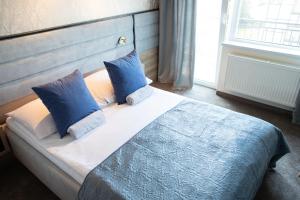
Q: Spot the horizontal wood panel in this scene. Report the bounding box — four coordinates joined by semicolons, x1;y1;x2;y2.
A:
145;68;157;81
140;48;158;81
0;94;37;124
144;63;157;75
145;65;157;75
143;55;157;70
140;47;158;59
0;16;133;64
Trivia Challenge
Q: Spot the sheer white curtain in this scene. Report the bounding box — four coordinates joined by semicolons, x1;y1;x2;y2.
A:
158;0;197;90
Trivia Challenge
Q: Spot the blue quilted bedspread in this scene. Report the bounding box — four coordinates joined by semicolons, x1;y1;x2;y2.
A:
78;100;290;200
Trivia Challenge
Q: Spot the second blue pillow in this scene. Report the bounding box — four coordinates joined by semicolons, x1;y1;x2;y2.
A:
104;50;147;104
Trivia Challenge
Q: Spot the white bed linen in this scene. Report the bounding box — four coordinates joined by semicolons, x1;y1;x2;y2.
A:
6;88;184;184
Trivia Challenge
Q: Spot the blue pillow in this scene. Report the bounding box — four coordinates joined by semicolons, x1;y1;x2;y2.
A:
32;70;100;138
104;50;147;104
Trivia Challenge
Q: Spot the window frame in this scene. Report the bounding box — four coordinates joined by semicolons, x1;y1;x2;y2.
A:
227;0;300;51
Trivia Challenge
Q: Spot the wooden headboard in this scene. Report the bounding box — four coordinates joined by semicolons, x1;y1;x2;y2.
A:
0;10;159;124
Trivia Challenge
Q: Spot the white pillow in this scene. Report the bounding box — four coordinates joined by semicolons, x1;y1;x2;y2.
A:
84;69;152;107
84;69;115;107
146;77;153;84
6;99;57;139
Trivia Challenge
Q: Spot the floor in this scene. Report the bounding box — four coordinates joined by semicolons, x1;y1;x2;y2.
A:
0;155;59;200
0;84;299;200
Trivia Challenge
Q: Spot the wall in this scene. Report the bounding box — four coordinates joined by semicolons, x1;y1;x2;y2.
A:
0;0;158;37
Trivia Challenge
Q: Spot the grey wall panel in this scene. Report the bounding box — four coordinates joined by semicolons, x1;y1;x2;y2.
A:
136;36;159;53
0;45;133;104
0;15;134;105
134;11;159;27
134;11;159;54
135;24;159;41
0;16;133;64
133;10;159;80
0;31;133;84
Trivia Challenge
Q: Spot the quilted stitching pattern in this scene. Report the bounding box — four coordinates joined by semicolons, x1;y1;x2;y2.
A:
78;100;289;200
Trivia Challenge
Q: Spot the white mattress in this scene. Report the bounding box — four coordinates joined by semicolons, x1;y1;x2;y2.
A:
6;88;184;184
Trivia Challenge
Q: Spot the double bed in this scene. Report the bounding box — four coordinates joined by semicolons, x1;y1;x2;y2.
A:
5;86;289;200
0;10;289;200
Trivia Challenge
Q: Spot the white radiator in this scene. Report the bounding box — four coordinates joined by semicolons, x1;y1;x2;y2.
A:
224;54;300;109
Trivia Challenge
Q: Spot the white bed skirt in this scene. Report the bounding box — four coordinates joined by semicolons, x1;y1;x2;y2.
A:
6;128;80;200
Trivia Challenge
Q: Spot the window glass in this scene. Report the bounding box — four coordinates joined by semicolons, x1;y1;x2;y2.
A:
234;0;300;48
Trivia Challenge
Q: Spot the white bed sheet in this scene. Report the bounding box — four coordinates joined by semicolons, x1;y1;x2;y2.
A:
6;88;184;184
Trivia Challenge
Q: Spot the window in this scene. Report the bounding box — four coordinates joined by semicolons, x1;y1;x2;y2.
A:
229;0;300;48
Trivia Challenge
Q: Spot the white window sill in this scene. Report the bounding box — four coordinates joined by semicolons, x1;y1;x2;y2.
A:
222;40;300;58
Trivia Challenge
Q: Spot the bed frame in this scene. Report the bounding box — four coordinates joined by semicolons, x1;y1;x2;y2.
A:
0;10;159;200
6;128;80;200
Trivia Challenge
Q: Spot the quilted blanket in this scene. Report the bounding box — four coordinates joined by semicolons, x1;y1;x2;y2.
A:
78;100;290;200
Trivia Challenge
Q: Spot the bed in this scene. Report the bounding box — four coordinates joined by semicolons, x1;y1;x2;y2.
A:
0;10;289;200
5;86;290;200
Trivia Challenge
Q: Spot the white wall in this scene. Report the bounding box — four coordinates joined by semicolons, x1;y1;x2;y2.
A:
0;0;158;37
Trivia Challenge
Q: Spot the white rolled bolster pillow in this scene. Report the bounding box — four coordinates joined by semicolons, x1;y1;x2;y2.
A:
67;110;105;139
126;85;154;105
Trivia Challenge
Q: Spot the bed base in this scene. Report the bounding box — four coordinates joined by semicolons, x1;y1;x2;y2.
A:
6;128;80;200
